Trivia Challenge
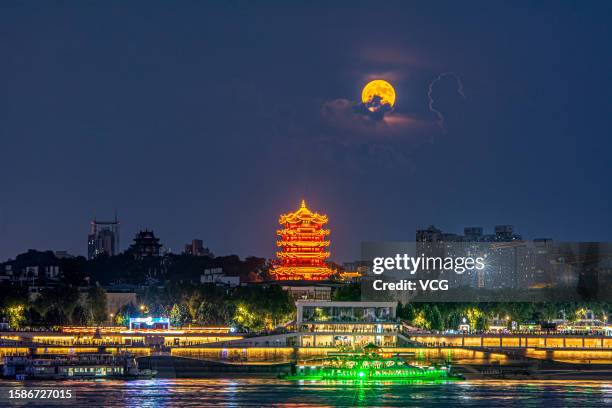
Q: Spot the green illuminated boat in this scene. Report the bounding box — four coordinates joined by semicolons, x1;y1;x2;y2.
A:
282;346;462;381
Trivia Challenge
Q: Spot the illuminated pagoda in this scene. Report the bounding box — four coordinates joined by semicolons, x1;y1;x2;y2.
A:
272;200;333;281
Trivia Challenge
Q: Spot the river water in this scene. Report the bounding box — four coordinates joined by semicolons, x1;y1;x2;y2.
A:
2;378;611;407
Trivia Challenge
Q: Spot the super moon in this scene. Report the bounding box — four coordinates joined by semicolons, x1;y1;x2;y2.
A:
361;79;396;112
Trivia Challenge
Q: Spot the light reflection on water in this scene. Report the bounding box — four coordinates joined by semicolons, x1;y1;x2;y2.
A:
4;379;611;407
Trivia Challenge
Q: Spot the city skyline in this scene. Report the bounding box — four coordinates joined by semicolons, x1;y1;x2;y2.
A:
2;2;612;262
1;214;552;263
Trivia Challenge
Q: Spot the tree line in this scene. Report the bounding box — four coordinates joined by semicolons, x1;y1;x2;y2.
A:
397;301;610;331
0;280;295;333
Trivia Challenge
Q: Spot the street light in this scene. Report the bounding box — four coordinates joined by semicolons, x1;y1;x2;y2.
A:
109;313;114;326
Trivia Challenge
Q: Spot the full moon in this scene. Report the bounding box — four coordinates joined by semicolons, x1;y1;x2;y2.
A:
361;79;396;112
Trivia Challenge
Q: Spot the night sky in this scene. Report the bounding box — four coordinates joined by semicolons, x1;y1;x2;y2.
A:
2;1;612;262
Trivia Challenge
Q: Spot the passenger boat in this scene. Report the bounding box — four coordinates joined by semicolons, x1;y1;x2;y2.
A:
3;352;156;380
281;345;462;381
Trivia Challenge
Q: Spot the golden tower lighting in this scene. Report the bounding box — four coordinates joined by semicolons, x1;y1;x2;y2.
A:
272;200;333;281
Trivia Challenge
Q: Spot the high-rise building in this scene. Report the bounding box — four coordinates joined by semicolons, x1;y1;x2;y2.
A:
464;227;483;241
416;225;522;242
416;225;443;242
495;225;518;241
415;224;524;289
184;239;214;257
272;200;333;281
87;215;120;260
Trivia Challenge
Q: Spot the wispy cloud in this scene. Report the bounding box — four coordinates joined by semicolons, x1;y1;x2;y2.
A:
427;72;465;131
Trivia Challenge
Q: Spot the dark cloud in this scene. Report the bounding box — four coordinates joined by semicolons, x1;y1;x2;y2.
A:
313;91;441;171
320;96;439;140
354;95;393;121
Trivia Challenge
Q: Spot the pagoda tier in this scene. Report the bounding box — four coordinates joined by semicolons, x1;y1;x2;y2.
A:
277;242;329;248
272;200;334;281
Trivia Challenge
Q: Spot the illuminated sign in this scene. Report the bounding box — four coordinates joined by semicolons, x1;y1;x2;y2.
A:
128;317;170;330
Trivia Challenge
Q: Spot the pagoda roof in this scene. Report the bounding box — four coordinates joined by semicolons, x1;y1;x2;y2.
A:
276;251;330;259
279;200;328;225
272;265;334;280
277;228;330;236
277;241;330;247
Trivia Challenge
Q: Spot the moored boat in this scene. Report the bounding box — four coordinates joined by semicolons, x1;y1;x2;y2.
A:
3;352;156;380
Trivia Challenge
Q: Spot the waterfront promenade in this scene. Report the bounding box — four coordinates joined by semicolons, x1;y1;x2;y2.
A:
1;328;611;365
